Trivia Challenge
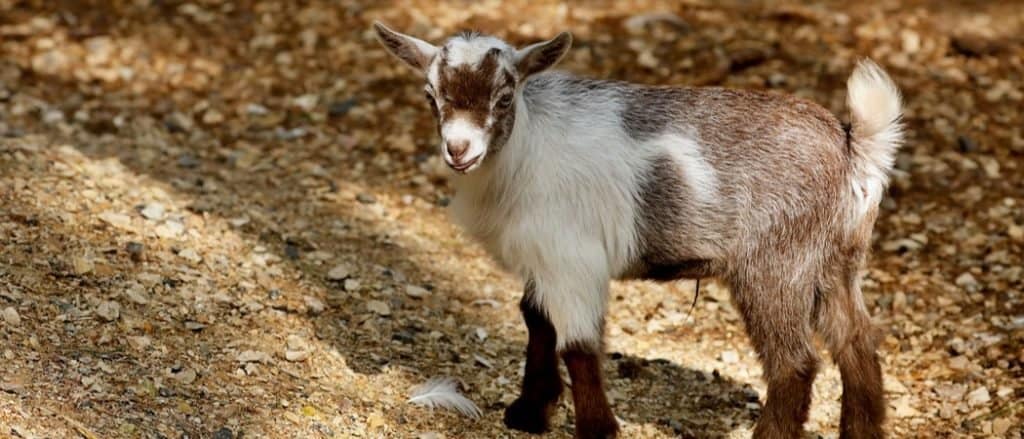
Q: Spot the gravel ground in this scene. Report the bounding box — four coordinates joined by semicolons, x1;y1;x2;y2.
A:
1;1;1022;438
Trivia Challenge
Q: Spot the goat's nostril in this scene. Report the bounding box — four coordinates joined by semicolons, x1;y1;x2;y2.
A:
446;141;470;160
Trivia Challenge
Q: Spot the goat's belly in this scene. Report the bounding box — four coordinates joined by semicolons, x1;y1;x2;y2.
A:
618;257;717;281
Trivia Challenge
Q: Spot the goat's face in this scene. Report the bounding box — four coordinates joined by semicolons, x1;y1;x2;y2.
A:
374;23;571;173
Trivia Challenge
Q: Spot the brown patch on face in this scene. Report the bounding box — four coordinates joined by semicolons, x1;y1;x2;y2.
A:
433;48;517;153
438;50;501;127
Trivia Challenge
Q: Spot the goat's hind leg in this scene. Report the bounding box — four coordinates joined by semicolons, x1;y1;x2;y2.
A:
504;281;564;433
817;265;885;439
730;271;820;439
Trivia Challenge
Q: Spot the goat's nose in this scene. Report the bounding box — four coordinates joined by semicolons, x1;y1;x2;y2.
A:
446;140;470;161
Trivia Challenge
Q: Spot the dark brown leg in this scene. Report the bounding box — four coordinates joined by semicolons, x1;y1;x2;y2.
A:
504;282;564;433
562;345;619;439
730;274;818;439
835;331;885;439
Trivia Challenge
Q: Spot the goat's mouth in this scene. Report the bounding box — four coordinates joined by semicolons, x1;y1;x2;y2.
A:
447;155;482;173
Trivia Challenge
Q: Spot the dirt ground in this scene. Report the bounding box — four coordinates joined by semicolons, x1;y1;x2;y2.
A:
1;0;1022;438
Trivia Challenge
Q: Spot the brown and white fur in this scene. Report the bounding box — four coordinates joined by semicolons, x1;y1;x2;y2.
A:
375;22;903;439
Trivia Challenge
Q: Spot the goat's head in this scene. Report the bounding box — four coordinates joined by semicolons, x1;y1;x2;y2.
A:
374;22;571;173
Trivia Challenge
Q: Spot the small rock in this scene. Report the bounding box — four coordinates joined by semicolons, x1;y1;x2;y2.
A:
213;427;234;439
155;220;185;238
202;109;224;125
292;94;318;112
284;350;310;362
169;367;197;384
356;193;377;204
127;336;151;350
992;417;1012;435
185;321;206;332
955;272;979;291
328;99;357;117
405;284;430;298
139;203;166;220
2;307;21;326
966;386;990;406
177;153;199;168
720;350;739;363
1008;224;1023;242
366;300;391;316
96;301;121;322
957;135;979;153
126;242;145;262
245;103;269;116
237;350;271;363
72;256;94;275
125;285;149;305
344;278;361;292
304;296;325;314
366;412;386;430
99;211;133;229
178;248;202;264
327;264;351;280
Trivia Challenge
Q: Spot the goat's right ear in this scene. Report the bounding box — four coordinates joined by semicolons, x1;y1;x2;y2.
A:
373;22;439;72
515;32;573;78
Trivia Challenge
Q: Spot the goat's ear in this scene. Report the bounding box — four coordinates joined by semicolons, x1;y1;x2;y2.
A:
373;22;438;72
515;32;572;78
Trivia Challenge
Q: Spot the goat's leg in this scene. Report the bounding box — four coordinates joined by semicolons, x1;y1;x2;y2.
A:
504;281;564;433
730;273;819;439
817;265;885;439
562;344;618;439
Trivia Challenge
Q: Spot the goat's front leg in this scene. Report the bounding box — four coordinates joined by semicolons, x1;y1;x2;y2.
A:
562;342;619;439
504;281;564;433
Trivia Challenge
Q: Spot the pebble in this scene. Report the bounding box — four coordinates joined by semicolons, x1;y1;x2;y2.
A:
344;278;361;292
178;248;202;264
327;264;351;280
366;300;391;316
127;336;151;350
237;350;271;364
405;284;430;298
96;300;121;322
202;109;224;125
213;427;234;439
139;203;166;220
720;350;739;364
72;255;94;275
155;220;185;238
954;272;979;291
966;386;990;406
126;241;145;261
99;211;132;230
356;193;377;204
304;296;325;314
292;94;318;112
328;99;357;117
2;306;21;326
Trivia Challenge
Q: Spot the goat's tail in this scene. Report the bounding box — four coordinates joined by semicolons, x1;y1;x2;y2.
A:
845;59;904;214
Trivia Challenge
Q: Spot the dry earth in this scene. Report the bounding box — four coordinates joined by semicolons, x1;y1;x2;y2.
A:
1;1;1022;438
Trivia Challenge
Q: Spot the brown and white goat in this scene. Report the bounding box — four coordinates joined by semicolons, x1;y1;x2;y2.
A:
375;22;903;439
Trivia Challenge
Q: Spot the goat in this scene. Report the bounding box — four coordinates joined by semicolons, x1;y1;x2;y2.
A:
374;22;903;439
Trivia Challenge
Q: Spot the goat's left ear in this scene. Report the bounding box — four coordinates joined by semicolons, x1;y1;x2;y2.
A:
515;32;572;78
373;21;439;72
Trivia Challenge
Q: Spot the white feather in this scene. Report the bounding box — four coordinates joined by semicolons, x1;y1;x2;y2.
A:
406;377;482;419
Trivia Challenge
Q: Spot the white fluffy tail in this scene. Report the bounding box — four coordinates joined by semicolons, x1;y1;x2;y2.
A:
846;59;904;213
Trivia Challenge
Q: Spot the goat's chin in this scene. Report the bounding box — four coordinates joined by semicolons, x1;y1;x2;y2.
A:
446;154;485;174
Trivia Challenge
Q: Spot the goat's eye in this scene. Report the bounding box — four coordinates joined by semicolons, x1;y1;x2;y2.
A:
497;94;513;108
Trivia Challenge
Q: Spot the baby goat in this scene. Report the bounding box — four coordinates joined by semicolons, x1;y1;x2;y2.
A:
375;22;903;439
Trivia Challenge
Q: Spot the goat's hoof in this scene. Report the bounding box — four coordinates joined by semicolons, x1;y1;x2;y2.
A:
504;397;553;434
574;420;619;439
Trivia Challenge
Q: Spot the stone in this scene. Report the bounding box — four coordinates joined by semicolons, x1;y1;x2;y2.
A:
366;300;391;316
139;203;166;220
327;264;351;280
2;307;21;326
966;386;990;406
96;301;121;322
